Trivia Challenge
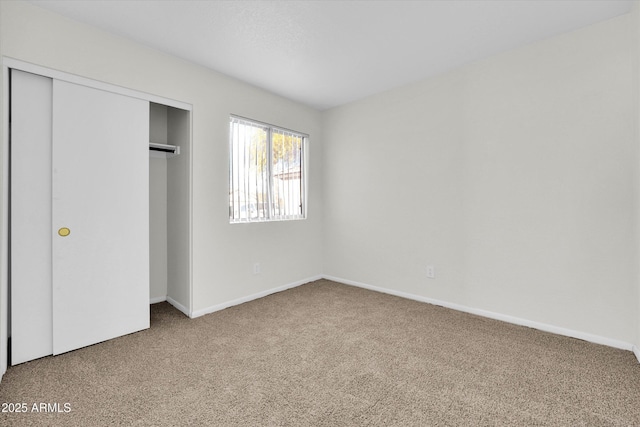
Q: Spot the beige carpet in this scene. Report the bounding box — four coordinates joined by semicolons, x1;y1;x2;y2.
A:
1;279;639;426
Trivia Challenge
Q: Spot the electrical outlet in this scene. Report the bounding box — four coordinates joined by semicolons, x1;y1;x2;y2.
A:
426;265;435;279
253;263;261;275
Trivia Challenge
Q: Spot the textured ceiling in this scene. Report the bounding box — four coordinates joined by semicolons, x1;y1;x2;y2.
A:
29;0;634;110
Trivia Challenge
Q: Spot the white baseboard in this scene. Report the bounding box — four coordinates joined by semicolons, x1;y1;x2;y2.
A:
149;296;167;304
634;345;640;364
191;275;323;318
166;296;191;317
323;275;635;352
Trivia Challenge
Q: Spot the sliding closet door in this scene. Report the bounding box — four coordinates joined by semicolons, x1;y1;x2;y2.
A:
51;80;150;355
11;70;54;365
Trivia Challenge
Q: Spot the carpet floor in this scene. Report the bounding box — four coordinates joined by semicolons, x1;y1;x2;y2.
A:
0;279;639;426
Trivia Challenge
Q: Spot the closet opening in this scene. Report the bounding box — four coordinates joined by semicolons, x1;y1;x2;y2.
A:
149;102;191;316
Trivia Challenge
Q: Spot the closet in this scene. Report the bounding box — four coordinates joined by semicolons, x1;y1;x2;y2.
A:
148;102;191;313
9;67;191;365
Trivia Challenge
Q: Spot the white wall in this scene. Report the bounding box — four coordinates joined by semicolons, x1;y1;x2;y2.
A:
323;13;638;344
149;103;169;302
633;2;640;360
149;157;168;301
0;0;323;325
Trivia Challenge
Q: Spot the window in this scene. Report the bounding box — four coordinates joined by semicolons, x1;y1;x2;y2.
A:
229;116;307;223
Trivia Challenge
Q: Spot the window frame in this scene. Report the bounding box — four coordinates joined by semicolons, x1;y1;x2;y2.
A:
229;115;308;224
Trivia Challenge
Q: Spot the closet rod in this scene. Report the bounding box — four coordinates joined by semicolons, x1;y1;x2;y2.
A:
149;142;180;156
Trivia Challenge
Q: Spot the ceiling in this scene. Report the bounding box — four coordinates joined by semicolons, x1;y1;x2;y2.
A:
29;0;634;110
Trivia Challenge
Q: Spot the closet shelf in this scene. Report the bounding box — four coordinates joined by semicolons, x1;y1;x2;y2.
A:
149;142;180;158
